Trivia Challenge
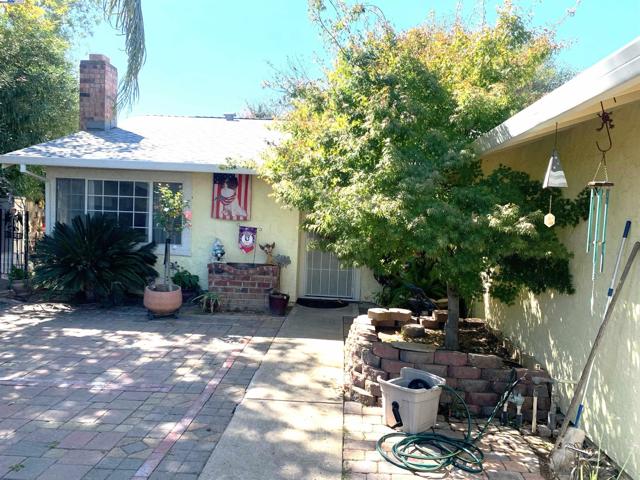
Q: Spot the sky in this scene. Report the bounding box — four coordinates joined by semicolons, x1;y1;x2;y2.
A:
72;0;640;118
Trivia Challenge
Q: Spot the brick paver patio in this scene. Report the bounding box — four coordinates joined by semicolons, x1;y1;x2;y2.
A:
0;303;283;479
342;401;552;480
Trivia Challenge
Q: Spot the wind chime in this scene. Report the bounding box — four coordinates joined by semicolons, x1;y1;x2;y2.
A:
587;102;615;311
542;123;568;227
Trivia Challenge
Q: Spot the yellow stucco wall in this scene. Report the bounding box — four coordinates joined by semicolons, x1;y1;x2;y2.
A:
44;168;300;300
481;100;640;477
176;173;300;299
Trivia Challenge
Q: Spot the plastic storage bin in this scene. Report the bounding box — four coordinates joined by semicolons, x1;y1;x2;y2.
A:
378;367;445;434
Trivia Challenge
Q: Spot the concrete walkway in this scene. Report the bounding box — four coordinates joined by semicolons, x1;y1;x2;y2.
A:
199;304;356;480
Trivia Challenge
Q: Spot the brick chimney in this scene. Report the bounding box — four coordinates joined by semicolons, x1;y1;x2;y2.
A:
79;54;118;130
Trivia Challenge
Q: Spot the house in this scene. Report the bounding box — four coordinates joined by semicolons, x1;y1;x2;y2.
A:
0;54;381;308
477;37;640;477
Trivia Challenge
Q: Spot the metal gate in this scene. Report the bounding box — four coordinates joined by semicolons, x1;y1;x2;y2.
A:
304;234;357;299
0;209;29;276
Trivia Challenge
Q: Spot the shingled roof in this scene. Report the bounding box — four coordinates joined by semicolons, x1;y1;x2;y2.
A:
0;115;280;173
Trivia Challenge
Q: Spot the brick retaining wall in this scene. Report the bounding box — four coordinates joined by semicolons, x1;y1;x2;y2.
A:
346;314;551;420
208;262;279;311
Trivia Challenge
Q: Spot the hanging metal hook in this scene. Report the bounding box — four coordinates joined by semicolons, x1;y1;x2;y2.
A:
596;101;614;153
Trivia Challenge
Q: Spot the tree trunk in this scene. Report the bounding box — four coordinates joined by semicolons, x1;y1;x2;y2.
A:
164;238;171;287
444;284;460;350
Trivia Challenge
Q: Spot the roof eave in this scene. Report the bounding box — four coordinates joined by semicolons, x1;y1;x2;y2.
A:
475;36;640;156
0;155;258;175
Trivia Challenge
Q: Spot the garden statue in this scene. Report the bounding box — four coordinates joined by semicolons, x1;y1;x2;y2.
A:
259;242;276;264
212;238;225;262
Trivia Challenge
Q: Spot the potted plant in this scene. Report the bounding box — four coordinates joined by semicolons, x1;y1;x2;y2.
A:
268;254;291;316
171;263;201;303
143;185;191;317
192;291;220;314
9;265;30;299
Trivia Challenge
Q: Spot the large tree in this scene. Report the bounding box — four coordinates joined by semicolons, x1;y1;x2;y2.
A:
261;1;585;349
0;1;95;200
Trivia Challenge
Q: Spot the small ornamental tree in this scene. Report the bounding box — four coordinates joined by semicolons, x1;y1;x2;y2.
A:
155;185;191;288
261;1;586;349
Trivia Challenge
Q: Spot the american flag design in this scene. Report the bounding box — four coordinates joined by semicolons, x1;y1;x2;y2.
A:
542;149;568;188
212;173;251;220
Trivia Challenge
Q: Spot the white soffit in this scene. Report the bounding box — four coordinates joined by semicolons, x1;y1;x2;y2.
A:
475;36;640;156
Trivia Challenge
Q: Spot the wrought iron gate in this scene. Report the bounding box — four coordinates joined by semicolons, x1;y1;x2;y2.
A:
0;209;29;276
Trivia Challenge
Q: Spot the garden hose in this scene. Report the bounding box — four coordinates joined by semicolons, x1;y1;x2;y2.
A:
376;373;523;474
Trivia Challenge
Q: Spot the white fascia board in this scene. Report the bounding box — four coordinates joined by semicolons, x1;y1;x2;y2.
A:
475;36;640;156
0;155;257;175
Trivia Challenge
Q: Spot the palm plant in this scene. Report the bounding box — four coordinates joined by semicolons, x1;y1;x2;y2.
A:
32;214;157;302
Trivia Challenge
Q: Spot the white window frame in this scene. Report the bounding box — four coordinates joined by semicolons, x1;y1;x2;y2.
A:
46;168;192;257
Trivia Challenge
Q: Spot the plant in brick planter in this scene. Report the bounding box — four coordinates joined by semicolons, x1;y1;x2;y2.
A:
143;185;191;317
269;253;291;315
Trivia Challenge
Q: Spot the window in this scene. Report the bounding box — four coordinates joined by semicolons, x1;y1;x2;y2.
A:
54;177;187;251
56;179;85;224
152;182;183;245
87;180;149;238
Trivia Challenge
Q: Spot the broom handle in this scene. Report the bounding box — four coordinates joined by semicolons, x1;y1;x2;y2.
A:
554;241;640;450
586;189;594;253
575;221;632;427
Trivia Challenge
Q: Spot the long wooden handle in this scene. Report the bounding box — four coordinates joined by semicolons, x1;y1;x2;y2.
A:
554;241;640;450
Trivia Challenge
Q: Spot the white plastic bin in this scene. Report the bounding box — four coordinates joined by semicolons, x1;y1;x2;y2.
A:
378;367;445;434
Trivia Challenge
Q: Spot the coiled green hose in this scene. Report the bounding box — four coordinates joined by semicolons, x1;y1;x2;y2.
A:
375;376;521;474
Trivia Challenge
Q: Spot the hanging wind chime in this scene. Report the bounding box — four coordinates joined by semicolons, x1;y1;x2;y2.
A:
587;102;615;312
542;123;568;227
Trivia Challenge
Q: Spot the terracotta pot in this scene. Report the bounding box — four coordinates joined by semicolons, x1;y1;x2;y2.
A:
144;285;183;316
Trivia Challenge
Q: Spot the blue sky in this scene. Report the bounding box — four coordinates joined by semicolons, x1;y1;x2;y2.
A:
73;0;640;118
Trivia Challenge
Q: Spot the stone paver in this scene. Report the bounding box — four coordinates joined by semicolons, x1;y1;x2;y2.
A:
0;303;283;479
342;401;552;480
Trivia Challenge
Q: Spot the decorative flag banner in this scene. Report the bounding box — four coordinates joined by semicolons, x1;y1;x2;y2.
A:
212;173;251;221
239;226;257;253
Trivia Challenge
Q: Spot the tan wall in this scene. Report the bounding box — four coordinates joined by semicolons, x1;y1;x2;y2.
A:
44;168;300;300
481;100;640;477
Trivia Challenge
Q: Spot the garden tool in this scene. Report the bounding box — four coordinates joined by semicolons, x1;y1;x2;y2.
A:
575;220;631;428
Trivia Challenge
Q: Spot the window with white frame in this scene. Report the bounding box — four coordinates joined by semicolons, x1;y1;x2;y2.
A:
55;178;186;248
55;178;85;224
87;180;150;238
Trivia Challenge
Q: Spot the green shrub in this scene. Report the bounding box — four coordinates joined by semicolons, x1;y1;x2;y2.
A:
33;214;158;303
171;264;200;291
8;265;29;282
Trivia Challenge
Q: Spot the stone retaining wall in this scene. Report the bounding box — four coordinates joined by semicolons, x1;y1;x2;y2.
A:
345;315;551;420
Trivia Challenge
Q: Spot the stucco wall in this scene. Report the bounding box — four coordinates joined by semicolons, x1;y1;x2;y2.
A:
44;168;300;300
481;101;640;477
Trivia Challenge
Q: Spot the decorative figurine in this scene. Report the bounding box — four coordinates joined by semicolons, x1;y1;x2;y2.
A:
260;242;276;264
212;238;225;262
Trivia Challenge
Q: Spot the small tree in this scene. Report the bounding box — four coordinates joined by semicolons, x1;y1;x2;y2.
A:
261;1;586;349
155;185;191;288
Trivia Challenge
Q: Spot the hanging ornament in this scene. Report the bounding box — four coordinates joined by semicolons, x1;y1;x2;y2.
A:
542;123;567;228
544;196;556;228
587;101;615;313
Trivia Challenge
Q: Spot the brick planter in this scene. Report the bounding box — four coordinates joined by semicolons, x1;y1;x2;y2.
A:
345;314;551;421
208;262;279;311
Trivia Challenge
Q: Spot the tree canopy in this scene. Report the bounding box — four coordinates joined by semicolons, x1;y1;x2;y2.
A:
261;1;586;349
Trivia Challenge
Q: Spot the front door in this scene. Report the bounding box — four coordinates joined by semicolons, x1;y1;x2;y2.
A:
303;235;358;299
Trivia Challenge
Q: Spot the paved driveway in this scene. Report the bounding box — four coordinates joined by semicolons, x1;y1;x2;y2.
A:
0;303;282;479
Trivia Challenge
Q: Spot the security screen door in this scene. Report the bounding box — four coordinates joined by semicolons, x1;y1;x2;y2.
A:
304;235;356;299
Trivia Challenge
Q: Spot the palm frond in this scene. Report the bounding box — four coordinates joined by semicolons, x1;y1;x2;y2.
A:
103;0;146;109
